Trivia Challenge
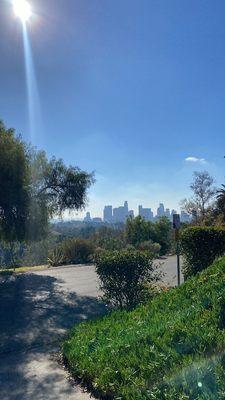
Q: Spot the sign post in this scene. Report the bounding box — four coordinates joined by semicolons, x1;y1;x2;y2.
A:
173;214;181;286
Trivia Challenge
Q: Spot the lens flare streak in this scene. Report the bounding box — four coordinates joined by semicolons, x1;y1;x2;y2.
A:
22;22;42;142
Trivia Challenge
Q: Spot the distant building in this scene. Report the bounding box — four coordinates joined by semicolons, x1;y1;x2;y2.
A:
84;212;91;222
113;201;129;223
157;203;165;218
128;210;134;218
181;211;191;223
124;201;129;215
103;205;113;223
171;209;177;217
165;208;171;219
92;217;102;223
138;205;153;221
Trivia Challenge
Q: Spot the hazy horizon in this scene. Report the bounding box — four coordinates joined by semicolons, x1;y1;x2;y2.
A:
1;0;225;219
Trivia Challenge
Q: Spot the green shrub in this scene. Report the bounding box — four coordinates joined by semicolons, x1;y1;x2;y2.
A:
22;239;52;266
60;237;95;264
63;256;225;400
48;238;95;266
181;226;225;279
95;250;158;309
138;240;161;256
125;216;172;255
48;247;64;267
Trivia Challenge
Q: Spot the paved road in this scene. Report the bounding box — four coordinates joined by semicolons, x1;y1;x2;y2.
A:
0;266;105;400
157;255;184;286
0;256;182;400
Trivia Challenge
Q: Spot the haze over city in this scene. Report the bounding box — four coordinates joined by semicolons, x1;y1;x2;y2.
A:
81;201;191;223
1;0;225;218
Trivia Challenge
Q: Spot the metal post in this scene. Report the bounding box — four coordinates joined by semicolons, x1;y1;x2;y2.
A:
173;213;181;287
176;240;180;286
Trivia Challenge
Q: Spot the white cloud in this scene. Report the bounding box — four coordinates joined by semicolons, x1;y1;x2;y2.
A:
185;156;206;164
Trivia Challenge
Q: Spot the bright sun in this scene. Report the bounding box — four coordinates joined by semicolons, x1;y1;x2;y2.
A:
13;0;32;22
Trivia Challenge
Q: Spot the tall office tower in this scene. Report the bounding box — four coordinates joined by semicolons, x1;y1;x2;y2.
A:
171;209;177;220
103;205;113;223
165;208;171;219
138;205;154;221
157;203;165;217
113;201;129;223
124;201;129;215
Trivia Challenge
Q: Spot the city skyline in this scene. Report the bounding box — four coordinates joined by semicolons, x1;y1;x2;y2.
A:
1;1;225;221
83;200;191;224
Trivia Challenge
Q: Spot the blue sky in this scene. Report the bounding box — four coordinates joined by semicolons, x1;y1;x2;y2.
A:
1;0;225;218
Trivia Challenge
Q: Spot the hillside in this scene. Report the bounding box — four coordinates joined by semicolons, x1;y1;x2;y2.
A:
63;257;225;399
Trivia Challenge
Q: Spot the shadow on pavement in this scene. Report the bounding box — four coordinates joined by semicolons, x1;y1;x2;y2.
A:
0;273;105;354
0;273;105;399
0;347;89;400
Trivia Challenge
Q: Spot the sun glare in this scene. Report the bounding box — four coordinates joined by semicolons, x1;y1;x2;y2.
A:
13;0;32;22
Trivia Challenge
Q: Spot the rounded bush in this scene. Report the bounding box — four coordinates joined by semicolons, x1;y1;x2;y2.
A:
95;249;159;309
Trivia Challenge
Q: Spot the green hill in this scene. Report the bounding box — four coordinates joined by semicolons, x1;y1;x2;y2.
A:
63;257;225;399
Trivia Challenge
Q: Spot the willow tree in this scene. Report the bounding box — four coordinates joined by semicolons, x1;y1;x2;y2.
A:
0;120;94;265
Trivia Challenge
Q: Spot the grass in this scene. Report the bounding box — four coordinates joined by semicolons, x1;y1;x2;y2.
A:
0;264;48;275
63;256;225;399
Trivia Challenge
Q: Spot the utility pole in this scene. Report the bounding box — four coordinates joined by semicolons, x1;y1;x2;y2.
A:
173;214;181;286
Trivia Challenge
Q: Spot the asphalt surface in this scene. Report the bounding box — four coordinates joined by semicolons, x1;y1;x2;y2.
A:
0;256;183;400
157;255;184;286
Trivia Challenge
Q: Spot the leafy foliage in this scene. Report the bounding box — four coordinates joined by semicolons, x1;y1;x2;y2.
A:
216;184;225;222
181;226;225;279
0;242;24;268
49;238;95;266
63;256;225;400
29;149;94;217
0;121;30;243
125;216;172;255
0;120;94;253
91;225;126;250
181;171;216;223
48;246;65;267
138;240;161;255
95;250;158;309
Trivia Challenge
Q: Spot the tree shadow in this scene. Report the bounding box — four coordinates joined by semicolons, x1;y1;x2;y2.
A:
0;347;92;400
0;273;105;354
0;273;105;399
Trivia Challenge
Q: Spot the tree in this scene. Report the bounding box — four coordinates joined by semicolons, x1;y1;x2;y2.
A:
125;216;172;255
0;120;94;261
217;185;225;212
0;121;30;245
26;149;94;240
154;216;172;254
125;216;152;246
181;171;216;222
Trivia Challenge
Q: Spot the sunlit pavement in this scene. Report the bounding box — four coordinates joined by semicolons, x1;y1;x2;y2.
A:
0;268;105;400
156;255;184;287
0;256;182;399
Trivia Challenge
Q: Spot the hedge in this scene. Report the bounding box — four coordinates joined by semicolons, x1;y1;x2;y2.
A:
180;226;225;279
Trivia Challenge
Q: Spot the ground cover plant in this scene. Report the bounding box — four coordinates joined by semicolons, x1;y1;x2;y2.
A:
63;256;225;399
